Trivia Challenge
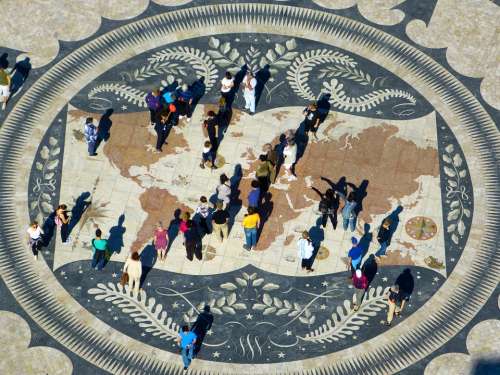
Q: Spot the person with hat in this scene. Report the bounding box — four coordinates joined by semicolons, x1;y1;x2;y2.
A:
352;269;368;311
347;237;363;277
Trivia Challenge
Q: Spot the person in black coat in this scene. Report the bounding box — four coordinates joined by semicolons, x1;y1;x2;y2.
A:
311;187;339;229
191;305;214;356
375;218;392;258
184;220;202;261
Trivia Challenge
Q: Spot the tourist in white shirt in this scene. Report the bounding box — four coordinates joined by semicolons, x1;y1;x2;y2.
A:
283;139;297;181
297;231;314;272
220;71;234;99
242;71;257;114
123;251;142;296
26;221;44;260
216;173;231;209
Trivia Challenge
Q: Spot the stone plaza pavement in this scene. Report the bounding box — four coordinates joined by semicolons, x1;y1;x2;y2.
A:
0;1;499;374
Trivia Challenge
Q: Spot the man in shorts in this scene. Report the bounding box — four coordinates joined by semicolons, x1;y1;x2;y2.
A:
0;65;11;110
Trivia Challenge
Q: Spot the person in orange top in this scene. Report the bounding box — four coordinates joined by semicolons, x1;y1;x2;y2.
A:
242;207;260;251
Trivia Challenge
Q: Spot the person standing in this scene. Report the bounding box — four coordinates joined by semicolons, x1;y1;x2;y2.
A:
84;117;98;156
153;221;169;262
302;103;321;138
177;84;194;122
184;220;203;261
55;204;70;244
179;211;191;238
195;196;210;234
255;154;273;193
242;207;260;251
216;174;231;209
91;229;108;270
282;139;297;181
242;71;257;114
347;237;363;276
154;111;172;153
211;201;229;242
145;89;162;126
297;231;314;272
123;251;142;296
200;140;217;169
26;221;43;260
384;284;403;326
191;305;214;356
340;192;357;232
0;65;11;110
203;111;219;149
247;180;261;209
352;269;368;311
375;218;392;258
263;143;278;183
177;325;197;370
220;71;234;99
312;187;339;229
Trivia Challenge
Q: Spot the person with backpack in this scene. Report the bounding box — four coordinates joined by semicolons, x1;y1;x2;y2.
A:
191;305;214;356
297;230;315;272
311;187;339;229
91;229;108;270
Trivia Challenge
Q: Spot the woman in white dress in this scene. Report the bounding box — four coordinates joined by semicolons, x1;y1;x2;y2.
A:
123;251;142;296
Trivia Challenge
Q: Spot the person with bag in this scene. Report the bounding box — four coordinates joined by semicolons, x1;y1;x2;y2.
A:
26;221;44;260
91;229;108;271
55;204;70;244
297;230;315;272
123;251;142;296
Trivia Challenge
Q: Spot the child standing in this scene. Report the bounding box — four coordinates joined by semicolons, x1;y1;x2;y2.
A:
200;140;217;169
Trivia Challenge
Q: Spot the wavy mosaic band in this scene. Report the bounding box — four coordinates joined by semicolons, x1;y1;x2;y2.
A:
0;3;498;375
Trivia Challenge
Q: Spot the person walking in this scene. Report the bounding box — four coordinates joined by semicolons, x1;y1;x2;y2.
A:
177;325;197;370
84;117;98;156
91;229;108;270
220;71;234;99
153;221;169;262
211;201;229;242
145;88;162;126
26;221;43;260
55;204;70;244
216;174;231;209
184;220;203;261
263;143;278;183
191;305;214;356
302;102;321;138
0;65;11;110
347;237;363;276
247;180;261;209
177;84;194;122
282;139;297;181
123;251;142;296
195;196;210;234
255;154;273;193
352;269;368;311
297;231;315;272
375;218;392;258
340;192;357;232
311;187;339;229
242;207;260;251
242;71;257;114
384;284;403;326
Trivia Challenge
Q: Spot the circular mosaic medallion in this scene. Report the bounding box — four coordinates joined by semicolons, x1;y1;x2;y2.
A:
405;216;438;240
316;246;330;260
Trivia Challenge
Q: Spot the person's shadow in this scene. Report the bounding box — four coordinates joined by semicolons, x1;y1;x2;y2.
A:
9;57;31;98
273;134;287;180
140;244;157;288
396;268;414;297
41;212;57;246
347;180;369;216
294;127;310;166
227;164;243;233
384;205;404;245
316;93;331;124
0;53;8;69
108;214;126;254
322;176;348;197
166;209;182;252
191;307;214;357
226;65;248;108
96;108;114;149
362;254;378;285
358;223;373;258
257;192;274;240
308;218;325;266
255;64;271;108
68;192;91;234
190;76;206;110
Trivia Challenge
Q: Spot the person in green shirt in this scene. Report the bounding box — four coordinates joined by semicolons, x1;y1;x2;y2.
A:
0;66;11;111
91;229;109;270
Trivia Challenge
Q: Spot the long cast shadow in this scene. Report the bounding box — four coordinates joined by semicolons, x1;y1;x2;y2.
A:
383;205;404;246
395;268;414;299
257;192;274;241
68;192;91;235
108;214;126;255
308;218;325;267
347;180;369;217
166;209;182;252
362;254;378;286
96;108;114;150
254;64;271;109
9;57;31;98
227;164;243;234
140;244;157;288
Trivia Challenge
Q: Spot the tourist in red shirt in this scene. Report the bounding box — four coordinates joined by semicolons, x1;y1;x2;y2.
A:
352;269;368;311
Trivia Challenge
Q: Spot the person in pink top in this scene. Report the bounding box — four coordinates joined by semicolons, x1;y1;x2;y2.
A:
352;269;369;311
153;221;169;262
